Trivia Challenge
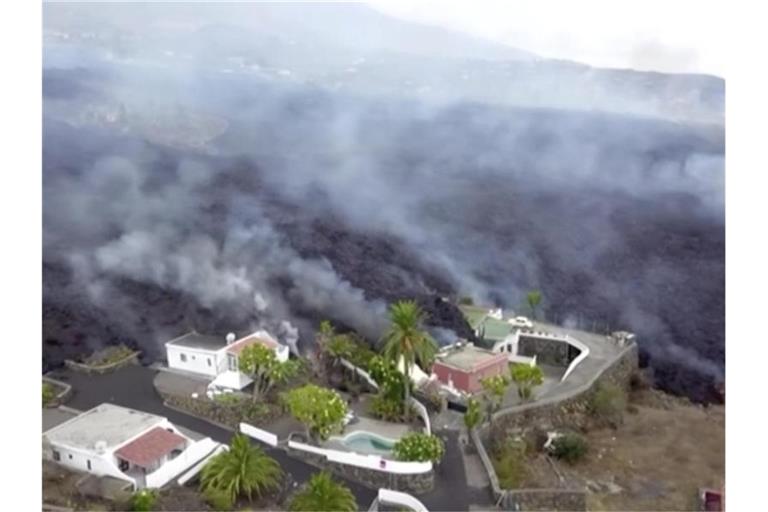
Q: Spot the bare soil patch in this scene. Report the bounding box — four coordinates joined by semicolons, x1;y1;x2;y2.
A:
561;389;724;511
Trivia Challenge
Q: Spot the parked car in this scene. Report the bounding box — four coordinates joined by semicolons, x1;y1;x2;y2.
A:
508;316;533;328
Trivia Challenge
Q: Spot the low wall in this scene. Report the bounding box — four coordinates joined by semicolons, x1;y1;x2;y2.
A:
240;422;279;447
286;438;434;494
340;358;379;392
158;391;281;430
43;376;72;407
145;438;220;488
408;397;431;435
504;489;587;512
491;344;638;438
378;488;429;512
64;351;141;375
517;335;569;367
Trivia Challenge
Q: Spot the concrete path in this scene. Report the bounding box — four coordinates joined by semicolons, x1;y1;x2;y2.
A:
49;365;479;511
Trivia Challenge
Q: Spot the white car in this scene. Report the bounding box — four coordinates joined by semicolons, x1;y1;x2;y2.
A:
508;316;533;329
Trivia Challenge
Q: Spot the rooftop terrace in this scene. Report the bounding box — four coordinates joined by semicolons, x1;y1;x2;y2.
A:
435;343;507;372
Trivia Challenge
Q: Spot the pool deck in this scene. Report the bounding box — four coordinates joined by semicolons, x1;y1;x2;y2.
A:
323;416;413;457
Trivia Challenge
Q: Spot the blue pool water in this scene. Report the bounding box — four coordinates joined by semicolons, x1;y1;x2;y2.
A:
341;431;396;456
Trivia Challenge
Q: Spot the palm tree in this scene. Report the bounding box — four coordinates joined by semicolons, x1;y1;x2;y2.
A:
382;300;438;419
200;433;282;504
526;290;542;320
289;471;356;512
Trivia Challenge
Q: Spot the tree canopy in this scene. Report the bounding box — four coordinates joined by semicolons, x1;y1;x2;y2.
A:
239;343;301;399
284;384;347;440
510;363;544;400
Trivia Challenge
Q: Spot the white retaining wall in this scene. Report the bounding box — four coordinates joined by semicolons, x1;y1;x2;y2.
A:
340;358;379;390
239;422;279;447
287;440;432;475
408;397;431;435
378;488;429;512
176;444;228;486
145;437;220;488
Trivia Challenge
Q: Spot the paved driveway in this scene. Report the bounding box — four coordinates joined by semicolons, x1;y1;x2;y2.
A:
49;365;484;511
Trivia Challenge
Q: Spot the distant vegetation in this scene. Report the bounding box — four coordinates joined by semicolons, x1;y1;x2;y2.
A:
526;290;542;320
42;382;56;407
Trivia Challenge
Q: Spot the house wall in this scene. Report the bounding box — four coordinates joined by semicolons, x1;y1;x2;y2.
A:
166;345;222;377
44;443;136;487
466;359;510;392
432;363;471;392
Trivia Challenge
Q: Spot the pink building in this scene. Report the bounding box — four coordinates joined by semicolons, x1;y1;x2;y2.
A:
431;344;509;393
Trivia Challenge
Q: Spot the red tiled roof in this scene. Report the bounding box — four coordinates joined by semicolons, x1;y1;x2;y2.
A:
226;335;278;356
115;427;186;468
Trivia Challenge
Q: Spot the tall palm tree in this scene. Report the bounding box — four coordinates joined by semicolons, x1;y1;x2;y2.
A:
200;433;282;504
382;300;438;418
289;471;356;512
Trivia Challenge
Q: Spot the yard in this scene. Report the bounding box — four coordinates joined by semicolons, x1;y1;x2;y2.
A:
546;388;725;511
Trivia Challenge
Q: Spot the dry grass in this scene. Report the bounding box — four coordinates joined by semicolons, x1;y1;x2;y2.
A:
561;389;724;511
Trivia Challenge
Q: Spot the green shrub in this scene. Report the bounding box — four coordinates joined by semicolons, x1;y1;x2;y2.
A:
590;383;627;427
130;489;157;512
393;432;445;463
213;393;243;405
459;296;474;305
204;486;235;511
42;383;56;407
370;394;407;422
492;439;528;489
552;433;587;464
464;398;482;430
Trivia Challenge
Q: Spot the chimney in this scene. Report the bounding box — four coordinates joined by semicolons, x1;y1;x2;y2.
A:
226;332;236;345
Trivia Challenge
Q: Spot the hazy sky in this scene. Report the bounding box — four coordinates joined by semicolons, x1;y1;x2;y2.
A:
367;0;726;77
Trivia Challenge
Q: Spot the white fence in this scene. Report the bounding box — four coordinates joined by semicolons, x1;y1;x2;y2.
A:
288;440;432;475
408;397;431;435
378;488;429;512
340;358;379;390
239;422;279;447
145;437;220;488
176;444;228;486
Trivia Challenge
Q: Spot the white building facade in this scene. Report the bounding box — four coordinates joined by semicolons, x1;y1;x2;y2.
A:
43;403;221;489
165;330;289;390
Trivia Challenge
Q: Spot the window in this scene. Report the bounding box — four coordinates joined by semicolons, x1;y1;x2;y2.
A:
180;353;187;362
52;450;60;461
87;460;92;471
207;358;212;367
68;454;73;460
227;353;238;371
191;355;196;360
119;459;129;471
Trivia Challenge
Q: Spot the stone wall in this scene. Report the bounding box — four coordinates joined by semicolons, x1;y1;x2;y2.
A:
159;390;282;431
469;343;638;511
286;440;434;495
64;351;141;375
504;489;586;512
491;344;638;439
517;335;570;367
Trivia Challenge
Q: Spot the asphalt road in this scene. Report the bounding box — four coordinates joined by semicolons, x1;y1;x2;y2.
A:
49;365;482;511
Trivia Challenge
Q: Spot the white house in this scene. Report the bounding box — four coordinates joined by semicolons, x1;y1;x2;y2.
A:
165;330;289;390
42;403;221;489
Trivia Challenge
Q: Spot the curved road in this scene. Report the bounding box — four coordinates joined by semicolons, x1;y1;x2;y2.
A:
48;365;482;511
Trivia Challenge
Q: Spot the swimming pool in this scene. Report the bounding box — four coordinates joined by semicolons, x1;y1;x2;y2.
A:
338;431;396;456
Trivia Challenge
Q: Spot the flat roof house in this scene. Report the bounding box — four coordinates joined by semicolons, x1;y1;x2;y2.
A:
42;403;221;489
431;343;509;394
165;329;289;390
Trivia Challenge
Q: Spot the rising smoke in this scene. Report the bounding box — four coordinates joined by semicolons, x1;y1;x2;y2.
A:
42;3;724;400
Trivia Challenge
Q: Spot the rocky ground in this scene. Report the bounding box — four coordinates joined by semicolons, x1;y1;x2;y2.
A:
564;389;725;511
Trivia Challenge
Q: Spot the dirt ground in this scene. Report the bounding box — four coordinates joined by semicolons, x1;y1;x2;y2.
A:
560;389;725;511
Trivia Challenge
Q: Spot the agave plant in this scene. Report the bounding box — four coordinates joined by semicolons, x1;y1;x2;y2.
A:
200;433;282;504
289;471;357;512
